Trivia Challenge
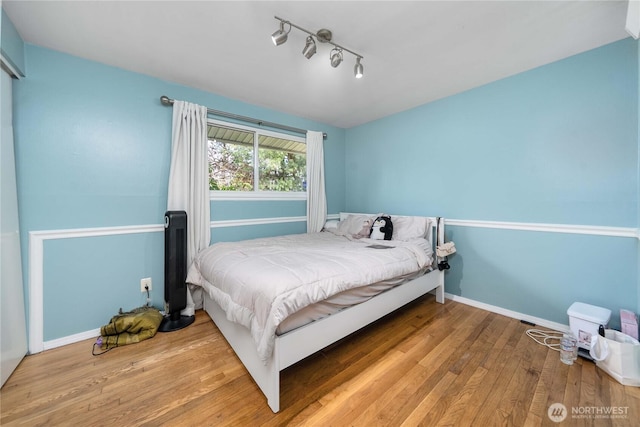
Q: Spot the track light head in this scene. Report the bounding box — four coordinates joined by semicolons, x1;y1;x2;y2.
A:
354;57;364;78
302;36;317;59
271;21;290;46
330;48;343;68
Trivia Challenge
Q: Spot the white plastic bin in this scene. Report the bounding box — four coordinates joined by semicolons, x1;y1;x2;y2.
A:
567;302;611;350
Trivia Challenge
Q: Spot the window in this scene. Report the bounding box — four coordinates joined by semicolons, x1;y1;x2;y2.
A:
207;121;306;199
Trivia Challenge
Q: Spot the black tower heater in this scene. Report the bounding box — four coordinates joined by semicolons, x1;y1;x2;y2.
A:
158;210;195;332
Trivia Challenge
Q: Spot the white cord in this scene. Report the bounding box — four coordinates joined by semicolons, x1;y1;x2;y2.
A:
526;328;565;352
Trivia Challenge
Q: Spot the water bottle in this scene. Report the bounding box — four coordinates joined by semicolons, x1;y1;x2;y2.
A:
560;334;578;365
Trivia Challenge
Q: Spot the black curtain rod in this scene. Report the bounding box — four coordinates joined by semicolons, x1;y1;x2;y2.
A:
159;96;327;139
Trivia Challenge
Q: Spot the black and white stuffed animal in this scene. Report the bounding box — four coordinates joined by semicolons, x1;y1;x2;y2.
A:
370;215;393;240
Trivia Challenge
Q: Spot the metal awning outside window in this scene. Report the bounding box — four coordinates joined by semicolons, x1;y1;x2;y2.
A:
207;124;306;155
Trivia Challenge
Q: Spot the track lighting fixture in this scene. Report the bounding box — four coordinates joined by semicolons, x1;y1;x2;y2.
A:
271;20;291;46
302;36;316;59
271;16;364;78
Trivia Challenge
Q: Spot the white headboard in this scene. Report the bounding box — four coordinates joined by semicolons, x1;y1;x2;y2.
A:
338;212;438;224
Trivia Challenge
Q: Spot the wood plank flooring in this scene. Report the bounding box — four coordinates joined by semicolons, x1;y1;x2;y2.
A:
2;296;639;426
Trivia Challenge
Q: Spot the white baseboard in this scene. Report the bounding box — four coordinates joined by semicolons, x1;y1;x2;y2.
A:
41;294;570;352
42;328;100;352
444;292;569;333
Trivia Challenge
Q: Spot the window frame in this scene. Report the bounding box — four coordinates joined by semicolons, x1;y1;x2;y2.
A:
207;118;307;201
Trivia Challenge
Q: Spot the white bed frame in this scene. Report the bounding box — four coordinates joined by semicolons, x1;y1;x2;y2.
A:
202;214;445;413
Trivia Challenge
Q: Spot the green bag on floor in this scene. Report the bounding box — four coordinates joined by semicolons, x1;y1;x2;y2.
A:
96;306;163;352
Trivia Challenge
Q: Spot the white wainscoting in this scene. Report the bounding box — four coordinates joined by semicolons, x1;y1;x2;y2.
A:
28;224;164;354
29;216;637;353
28;217;305;353
210;216;306;228
446;218;638;238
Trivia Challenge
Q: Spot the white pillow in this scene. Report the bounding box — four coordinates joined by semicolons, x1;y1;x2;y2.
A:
323;220;339;230
393;216;430;241
337;215;373;236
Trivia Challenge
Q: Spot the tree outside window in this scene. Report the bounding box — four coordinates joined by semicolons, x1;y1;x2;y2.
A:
208;122;306;193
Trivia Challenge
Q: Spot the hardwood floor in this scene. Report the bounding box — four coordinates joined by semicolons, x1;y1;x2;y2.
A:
2;296;639;426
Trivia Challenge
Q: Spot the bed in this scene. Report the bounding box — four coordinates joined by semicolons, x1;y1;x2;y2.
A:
186;213;445;412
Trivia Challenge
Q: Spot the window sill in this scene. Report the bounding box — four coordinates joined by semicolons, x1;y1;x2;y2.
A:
210;191;307;201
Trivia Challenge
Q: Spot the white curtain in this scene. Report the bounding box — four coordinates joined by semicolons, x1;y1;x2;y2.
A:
306;131;327;232
167;100;210;315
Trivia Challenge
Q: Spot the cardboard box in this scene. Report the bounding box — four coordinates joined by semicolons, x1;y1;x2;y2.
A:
620;309;639;340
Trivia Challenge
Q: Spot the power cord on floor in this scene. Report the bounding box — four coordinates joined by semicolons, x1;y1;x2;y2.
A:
92;337;116;356
145;285;151;307
526;328;565;352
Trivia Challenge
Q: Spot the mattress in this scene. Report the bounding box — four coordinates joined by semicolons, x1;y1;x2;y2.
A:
276;268;427;335
187;231;433;362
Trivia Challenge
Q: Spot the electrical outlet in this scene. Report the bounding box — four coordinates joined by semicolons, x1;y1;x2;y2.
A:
140;277;152;292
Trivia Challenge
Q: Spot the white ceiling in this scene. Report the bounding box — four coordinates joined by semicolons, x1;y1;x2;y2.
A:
2;1;632;128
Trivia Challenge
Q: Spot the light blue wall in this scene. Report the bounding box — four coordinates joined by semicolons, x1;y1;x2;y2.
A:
13;45;345;341
0;7;25;76
12;35;640;343
346;38;639;328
